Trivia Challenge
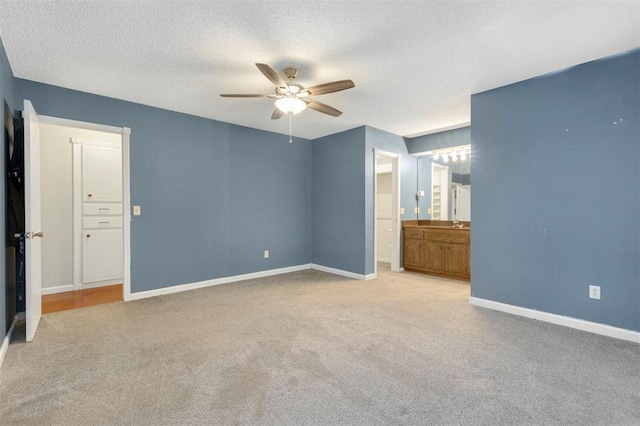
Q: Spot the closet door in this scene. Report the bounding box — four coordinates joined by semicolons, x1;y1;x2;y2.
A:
82;145;122;202
82;229;123;283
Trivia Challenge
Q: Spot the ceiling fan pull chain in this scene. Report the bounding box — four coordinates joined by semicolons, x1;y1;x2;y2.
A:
289;113;293;144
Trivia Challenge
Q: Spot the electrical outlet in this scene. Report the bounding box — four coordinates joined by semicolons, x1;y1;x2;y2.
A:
589;285;600;300
264;250;269;259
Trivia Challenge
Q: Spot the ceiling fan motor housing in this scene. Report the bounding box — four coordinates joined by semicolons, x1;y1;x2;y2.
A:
283;67;299;79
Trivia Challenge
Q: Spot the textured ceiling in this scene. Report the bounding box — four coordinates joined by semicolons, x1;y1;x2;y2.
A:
0;1;638;139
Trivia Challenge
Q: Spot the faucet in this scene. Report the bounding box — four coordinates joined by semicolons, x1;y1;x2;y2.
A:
452;220;463;228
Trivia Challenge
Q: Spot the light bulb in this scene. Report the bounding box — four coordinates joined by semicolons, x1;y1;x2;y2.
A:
275;97;307;114
451;152;458;162
442;154;449;163
433;153;440;160
460;151;467;161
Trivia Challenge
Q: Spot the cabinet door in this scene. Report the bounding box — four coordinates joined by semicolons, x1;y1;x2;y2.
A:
403;240;425;270
445;244;470;275
82;145;122;202
425;242;445;271
82;229;123;283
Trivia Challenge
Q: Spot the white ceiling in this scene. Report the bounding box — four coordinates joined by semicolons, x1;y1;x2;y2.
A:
0;1;638;140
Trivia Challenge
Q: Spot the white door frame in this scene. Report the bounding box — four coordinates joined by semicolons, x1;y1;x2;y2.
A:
373;149;401;276
431;162;450;220
38;114;132;302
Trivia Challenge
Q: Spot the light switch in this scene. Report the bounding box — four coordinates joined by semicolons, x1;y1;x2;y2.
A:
133;205;141;216
427;207;432;214
400;207;405;215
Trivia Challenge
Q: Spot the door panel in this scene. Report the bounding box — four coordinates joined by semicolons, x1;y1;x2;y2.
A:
425;242;445;271
83;229;123;283
24;100;42;342
82;145;122;202
403;240;425;269
445;244;470;274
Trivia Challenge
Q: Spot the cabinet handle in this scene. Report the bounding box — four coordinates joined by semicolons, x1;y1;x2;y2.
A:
88;193;93;198
99;221;109;224
86;234;91;238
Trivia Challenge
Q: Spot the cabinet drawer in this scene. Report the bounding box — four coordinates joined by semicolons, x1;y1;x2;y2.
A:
83;217;123;229
404;228;425;240
424;229;469;244
83;203;122;216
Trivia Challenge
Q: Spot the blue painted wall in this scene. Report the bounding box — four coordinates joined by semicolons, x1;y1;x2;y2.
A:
311;126;417;276
471;50;639;331
15;79;312;293
0;37;15;335
311;127;366;274
405;126;470;155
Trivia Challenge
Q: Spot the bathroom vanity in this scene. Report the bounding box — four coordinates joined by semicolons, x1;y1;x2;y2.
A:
402;220;470;280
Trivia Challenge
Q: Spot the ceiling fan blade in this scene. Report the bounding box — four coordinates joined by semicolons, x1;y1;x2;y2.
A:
306;80;355;96
255;63;287;88
305;100;342;117
271;108;285;120
220;94;268;98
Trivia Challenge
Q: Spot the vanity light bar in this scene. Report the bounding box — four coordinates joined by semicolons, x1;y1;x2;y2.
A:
414;144;471;161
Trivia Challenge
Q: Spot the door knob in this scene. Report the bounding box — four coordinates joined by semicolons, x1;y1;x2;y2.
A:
24;232;44;238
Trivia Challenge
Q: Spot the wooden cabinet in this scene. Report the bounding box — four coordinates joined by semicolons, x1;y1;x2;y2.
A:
402;222;470;280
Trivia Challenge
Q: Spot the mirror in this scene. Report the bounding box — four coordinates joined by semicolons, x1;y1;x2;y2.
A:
415;144;470;221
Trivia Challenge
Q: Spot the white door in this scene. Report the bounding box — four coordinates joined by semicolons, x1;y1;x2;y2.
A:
83;229;123;283
82;145;123;202
23;100;43;342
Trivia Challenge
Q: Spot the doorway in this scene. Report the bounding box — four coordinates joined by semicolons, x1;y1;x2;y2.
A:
374;150;401;276
431;163;449;220
22;100;131;342
39;122;125;296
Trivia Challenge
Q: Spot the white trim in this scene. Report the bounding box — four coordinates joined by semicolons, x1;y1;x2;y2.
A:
404;122;470;139
39;115;124;134
0;317;17;370
41;285;74;295
373;149;402;274
311;263;374;280
469;297;640;344
70;136;120;149
77;279;122;291
122;128;132;302
72;140;82;289
129;264;312;301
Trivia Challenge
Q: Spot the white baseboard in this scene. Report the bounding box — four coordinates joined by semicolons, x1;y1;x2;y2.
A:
469;297;640;344
0;316;17;370
311;263;374;280
77;279;122;291
129;264;312;301
41;284;74;295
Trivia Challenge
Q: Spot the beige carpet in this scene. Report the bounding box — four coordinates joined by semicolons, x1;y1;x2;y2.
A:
1;266;638;425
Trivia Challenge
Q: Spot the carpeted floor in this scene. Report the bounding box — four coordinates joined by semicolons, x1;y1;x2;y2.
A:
1;266;639;425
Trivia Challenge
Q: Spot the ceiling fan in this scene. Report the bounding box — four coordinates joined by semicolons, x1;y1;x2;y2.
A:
220;63;355;119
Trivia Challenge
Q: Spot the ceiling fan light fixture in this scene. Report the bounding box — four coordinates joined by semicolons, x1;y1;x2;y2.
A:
275;97;307;114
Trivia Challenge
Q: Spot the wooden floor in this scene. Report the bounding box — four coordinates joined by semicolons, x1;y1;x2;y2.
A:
42;284;123;314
